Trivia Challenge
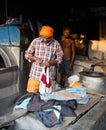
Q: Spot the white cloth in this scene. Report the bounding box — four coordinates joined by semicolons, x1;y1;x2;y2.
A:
39;66;52;94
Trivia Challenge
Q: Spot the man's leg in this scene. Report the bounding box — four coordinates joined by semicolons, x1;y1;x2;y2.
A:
60;74;66;88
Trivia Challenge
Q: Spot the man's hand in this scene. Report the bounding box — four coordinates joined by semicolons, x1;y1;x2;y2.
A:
35;57;42;64
43;61;50;67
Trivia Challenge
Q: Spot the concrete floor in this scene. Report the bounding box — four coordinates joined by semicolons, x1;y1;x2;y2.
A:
66;96;106;130
0;95;106;130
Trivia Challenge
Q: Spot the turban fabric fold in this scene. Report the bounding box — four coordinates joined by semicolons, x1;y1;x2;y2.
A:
40;26;54;37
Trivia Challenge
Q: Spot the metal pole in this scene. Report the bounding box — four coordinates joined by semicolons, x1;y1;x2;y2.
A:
5;0;8;20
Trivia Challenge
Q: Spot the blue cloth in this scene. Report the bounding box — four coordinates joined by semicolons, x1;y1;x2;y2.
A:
35;107;63;128
59;59;73;75
14;97;31;110
41;87;89;104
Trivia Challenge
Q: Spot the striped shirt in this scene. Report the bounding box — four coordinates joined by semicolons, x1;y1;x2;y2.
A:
25;37;63;80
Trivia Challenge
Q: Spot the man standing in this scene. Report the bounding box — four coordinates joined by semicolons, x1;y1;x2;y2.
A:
25;25;63;93
59;27;75;88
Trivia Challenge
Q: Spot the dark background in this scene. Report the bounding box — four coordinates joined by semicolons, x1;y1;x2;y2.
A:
1;0;106;39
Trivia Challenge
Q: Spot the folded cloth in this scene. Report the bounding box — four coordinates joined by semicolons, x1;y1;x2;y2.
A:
69;81;83;87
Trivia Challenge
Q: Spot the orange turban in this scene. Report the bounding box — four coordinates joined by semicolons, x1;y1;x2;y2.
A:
39;26;54;37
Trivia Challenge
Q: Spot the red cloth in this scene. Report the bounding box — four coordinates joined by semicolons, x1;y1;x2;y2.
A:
40;67;51;88
39;66;52;94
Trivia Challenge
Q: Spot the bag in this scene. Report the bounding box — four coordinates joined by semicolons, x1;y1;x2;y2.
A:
35;107;63;128
39;66;52;94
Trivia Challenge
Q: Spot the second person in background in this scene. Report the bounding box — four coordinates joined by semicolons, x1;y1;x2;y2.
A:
59;27;75;88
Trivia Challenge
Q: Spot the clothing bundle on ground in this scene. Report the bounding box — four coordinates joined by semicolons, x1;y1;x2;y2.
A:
14;92;78;127
35;107;63;128
0;85;90;129
14;81;89;128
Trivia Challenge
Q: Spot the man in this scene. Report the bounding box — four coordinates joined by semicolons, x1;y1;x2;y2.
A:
59;27;75;87
25;25;63;93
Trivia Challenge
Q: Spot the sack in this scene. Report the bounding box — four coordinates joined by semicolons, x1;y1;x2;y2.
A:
39;67;52;94
35;107;63;128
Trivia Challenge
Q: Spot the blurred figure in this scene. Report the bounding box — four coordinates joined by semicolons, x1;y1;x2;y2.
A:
60;27;72;41
25;25;63;93
59;27;75;87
